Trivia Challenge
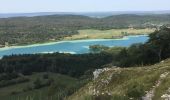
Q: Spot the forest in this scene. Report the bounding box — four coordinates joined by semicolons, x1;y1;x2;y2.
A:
0;14;170;46
0;27;170;78
0;53;113;78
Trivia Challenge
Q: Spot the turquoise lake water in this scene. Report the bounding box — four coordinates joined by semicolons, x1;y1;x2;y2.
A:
0;35;149;57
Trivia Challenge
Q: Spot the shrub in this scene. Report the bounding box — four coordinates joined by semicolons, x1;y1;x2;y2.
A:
126;82;145;99
23;85;33;92
43;73;49;79
0;77;29;88
0;72;19;81
11;91;20;95
112;95;129;100
93;94;112;100
33;78;42;89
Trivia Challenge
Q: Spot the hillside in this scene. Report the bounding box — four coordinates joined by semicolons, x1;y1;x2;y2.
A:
1;11;170;18
69;59;170;100
0;14;170;46
0;72;86;100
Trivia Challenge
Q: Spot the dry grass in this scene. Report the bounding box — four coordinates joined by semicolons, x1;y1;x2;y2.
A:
64;28;155;40
68;59;170;100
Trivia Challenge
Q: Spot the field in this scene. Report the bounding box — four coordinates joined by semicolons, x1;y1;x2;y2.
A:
0;73;83;100
64;28;155;40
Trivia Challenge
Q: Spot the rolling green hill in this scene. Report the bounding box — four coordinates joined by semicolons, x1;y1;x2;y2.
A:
0;14;170;46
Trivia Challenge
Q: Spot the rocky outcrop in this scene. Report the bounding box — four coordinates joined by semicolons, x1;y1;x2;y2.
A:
92;67;119;96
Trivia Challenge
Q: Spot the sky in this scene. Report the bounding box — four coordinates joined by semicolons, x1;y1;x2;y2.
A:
0;0;170;13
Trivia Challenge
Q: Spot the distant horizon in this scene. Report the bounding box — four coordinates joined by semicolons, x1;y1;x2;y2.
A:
0;0;170;13
0;10;170;18
0;10;170;14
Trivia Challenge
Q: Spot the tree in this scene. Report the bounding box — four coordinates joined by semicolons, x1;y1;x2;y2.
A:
33;78;42;89
89;45;109;53
147;26;170;61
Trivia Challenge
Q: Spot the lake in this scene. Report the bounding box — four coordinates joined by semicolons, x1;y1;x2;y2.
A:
0;35;149;57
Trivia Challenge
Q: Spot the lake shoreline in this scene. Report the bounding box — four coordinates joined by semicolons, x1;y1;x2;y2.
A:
0;34;148;51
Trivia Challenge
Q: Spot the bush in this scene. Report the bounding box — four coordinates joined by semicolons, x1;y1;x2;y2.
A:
0;72;19;81
89;45;109;53
93;94;112;100
33;78;42;89
33;78;53;89
23;85;33;92
43;73;49;79
126;82;145;99
0;77;29;88
11;91;20;95
112;95;129;100
84;95;93;100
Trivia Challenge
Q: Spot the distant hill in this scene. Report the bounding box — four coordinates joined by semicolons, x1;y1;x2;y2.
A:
0;14;170;46
0;12;68;18
0;10;170;18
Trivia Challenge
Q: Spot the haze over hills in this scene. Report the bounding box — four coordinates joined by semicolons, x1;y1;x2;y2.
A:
0;10;170;18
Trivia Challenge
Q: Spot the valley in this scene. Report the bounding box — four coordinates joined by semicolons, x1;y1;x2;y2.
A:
0;13;170;100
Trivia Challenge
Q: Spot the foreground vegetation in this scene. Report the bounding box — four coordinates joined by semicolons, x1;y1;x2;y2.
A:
0;72;87;100
0;14;170;47
69;58;170;100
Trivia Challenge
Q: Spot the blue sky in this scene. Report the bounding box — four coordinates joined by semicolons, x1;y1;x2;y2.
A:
0;0;170;13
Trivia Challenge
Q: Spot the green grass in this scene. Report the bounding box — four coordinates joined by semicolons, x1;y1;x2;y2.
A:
0;72;84;100
69;59;170;100
2;58;170;100
64;28;155;40
1;58;170;100
153;74;170;100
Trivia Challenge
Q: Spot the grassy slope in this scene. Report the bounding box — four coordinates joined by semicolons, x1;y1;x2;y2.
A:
0;73;79;100
64;28;155;40
69;59;170;100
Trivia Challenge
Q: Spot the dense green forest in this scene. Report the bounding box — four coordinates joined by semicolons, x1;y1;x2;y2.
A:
0;53;113;78
0;14;170;46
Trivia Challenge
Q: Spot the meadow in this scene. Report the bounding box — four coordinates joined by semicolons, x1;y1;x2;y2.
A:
0;73;85;100
64;28;155;40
